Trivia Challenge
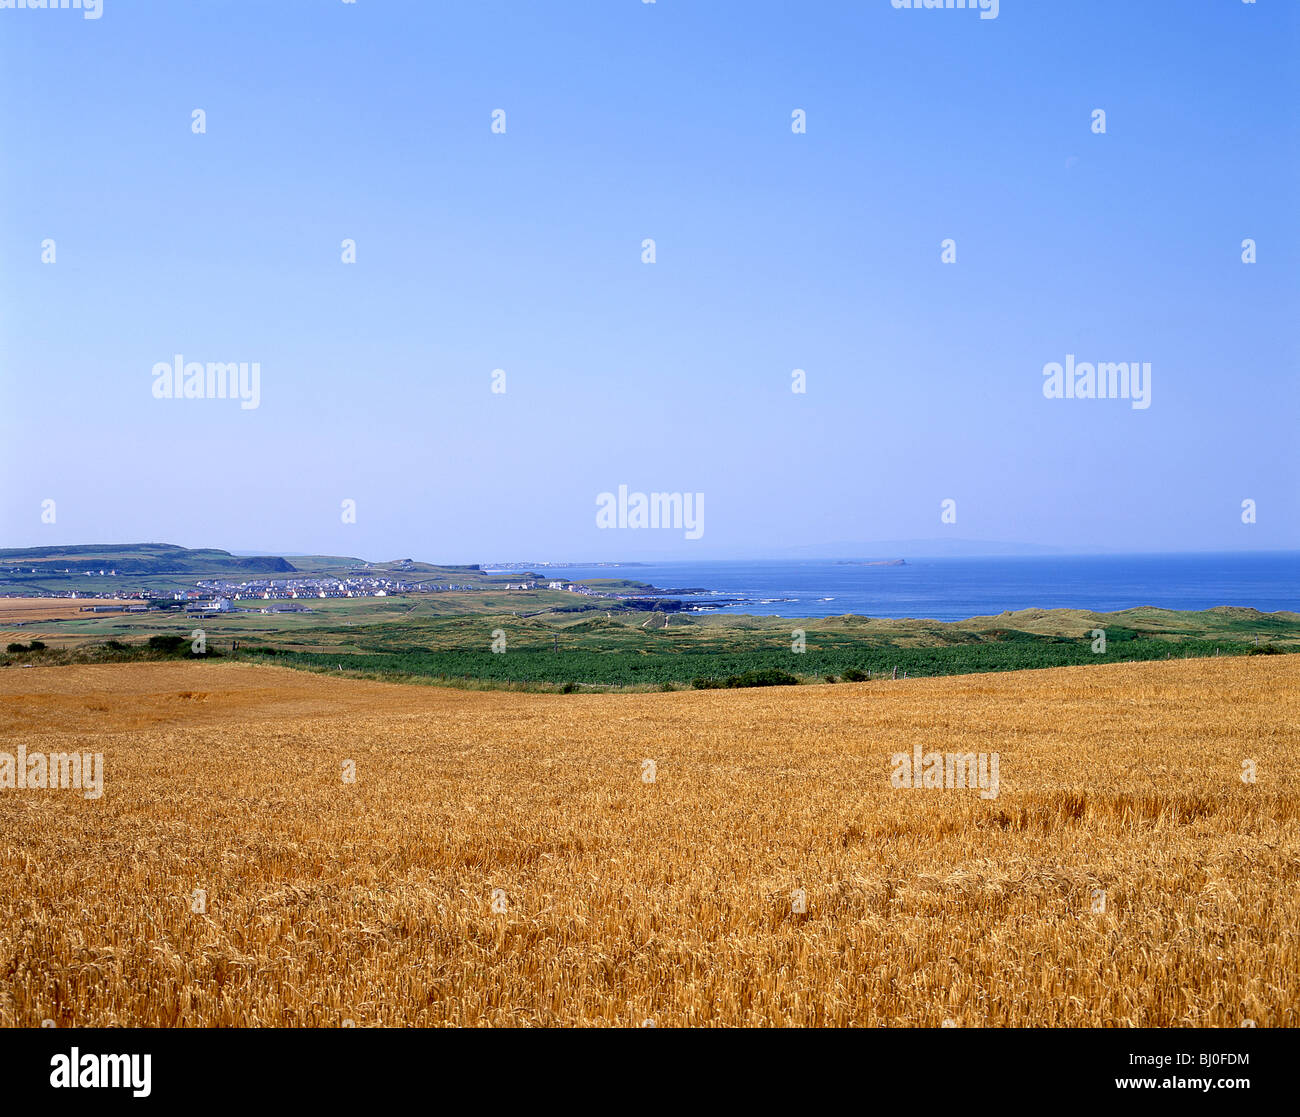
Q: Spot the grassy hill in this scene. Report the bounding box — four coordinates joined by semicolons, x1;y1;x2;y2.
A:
0;544;490;595
0;543;295;578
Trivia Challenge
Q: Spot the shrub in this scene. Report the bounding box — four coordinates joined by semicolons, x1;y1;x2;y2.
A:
147;635;186;653
841;668;868;682
27;640;46;652
723;669;798;688
560;682;577;694
6;642;26;653
692;677;724;689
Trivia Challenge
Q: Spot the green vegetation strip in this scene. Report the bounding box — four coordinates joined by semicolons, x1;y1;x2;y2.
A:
234;635;1280;690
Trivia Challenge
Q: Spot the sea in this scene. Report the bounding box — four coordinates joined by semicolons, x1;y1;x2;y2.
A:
537;553;1300;621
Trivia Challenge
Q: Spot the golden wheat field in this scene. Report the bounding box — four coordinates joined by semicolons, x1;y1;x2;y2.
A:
0;598;139;622
0;656;1296;1028
0;598;140;650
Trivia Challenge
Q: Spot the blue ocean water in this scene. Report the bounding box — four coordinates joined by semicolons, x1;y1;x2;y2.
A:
546;554;1300;621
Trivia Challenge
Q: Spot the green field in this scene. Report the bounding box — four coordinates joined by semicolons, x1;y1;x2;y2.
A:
7;594;1296;691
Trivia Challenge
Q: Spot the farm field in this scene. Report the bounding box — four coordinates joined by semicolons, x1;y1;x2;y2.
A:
0;599;144;622
0;598;146;653
0;656;1296;1027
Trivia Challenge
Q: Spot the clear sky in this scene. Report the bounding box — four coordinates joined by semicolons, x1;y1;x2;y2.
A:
2;0;1296;562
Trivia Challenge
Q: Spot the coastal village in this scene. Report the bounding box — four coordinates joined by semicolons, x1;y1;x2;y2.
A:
1;568;633;615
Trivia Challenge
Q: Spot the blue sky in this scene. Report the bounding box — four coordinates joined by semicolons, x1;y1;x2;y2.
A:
2;0;1296;562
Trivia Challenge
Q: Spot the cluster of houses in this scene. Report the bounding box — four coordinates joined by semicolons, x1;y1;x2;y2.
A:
502;580;600;595
191;576;397;601
4;567;120;576
180;574;491;608
176;578;615;613
3;589;151;602
8;572;617;615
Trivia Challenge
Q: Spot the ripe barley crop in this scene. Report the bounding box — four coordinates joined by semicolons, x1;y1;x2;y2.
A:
0;657;1295;1027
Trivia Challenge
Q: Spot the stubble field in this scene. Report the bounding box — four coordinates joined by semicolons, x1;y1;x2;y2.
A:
0;656;1295;1027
